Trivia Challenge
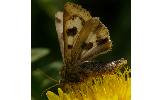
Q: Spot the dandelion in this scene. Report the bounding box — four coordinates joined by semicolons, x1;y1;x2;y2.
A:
46;66;131;100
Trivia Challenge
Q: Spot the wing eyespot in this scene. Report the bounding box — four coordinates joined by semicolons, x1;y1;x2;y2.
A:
81;42;93;50
68;45;73;49
96;38;108;45
66;27;78;36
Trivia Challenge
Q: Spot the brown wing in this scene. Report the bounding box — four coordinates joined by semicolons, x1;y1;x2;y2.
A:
72;18;112;64
63;2;112;66
63;2;92;66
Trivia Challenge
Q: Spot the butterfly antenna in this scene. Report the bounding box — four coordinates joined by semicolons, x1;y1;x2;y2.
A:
38;68;59;84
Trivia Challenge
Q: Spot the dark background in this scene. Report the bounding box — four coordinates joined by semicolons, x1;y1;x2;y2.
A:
31;0;131;100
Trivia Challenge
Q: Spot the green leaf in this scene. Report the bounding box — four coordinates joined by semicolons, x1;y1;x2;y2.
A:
31;48;50;63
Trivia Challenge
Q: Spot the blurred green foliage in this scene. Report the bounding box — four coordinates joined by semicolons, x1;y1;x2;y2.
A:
31;0;130;100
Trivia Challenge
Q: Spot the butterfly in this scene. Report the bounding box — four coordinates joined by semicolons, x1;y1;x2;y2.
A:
55;2;127;84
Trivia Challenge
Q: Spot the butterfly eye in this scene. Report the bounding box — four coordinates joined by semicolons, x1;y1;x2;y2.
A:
65;72;81;82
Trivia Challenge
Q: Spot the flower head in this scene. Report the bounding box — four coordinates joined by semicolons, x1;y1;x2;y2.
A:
46;66;131;100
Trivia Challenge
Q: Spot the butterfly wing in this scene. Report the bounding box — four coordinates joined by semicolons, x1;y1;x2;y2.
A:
55;11;65;63
72;19;112;63
56;2;112;67
63;2;92;66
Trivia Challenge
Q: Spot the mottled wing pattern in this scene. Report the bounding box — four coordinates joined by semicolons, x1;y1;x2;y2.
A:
63;2;92;66
63;2;112;66
78;20;112;63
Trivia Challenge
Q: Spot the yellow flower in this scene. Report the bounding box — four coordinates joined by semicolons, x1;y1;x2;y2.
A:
46;67;131;100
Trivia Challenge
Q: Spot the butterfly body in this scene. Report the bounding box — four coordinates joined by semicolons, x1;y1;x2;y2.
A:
60;59;127;84
55;2;127;85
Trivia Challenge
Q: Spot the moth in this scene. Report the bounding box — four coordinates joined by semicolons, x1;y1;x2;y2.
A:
55;2;127;84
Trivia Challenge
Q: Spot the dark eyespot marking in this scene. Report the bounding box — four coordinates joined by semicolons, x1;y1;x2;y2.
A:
96;38;108;45
81;42;93;50
66;27;77;36
68;45;73;49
